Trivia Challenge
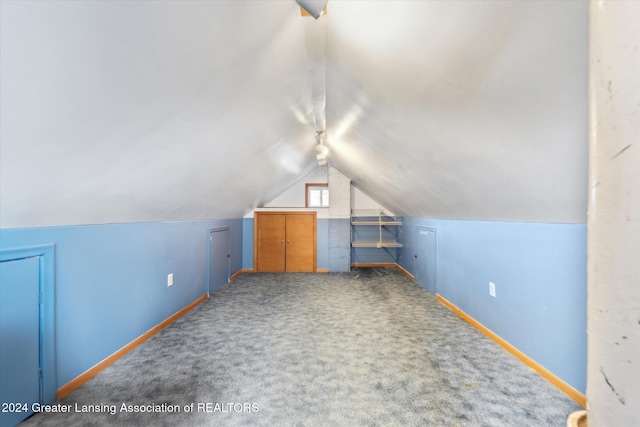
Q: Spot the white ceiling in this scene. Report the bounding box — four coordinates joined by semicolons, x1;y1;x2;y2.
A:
0;1;588;228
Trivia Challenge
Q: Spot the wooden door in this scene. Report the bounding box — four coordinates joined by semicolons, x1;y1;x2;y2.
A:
254;212;316;272
285;214;316;272
255;213;286;272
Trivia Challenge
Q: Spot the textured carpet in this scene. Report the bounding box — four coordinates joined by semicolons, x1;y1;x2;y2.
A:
21;268;581;426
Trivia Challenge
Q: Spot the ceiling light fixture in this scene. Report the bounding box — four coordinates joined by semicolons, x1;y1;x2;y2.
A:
296;0;328;19
315;131;328;166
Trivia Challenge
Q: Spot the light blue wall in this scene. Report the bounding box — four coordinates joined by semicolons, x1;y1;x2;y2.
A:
329;219;351;272
399;217;587;394
0;219;242;388
242;217;329;270
317;219;329;269
242;218;254;270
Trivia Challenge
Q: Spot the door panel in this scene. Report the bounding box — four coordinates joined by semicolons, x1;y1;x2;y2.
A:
256;214;286;272
0;257;40;427
209;228;231;293
415;227;437;294
285;214;316;272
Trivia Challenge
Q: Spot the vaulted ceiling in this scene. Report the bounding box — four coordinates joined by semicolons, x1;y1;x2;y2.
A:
0;1;588;229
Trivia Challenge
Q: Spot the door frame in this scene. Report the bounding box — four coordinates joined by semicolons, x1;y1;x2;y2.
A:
414;226;437;294
254;211;317;272
208;227;231;295
0;244;56;404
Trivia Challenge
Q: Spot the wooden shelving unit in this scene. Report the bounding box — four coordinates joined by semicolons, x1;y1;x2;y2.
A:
350;209;403;248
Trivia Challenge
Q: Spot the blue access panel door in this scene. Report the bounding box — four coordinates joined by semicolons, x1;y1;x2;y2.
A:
415;227;437;294
209;228;231;294
0;256;41;427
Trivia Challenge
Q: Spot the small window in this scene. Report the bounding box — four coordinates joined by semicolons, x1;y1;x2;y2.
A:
306;183;329;208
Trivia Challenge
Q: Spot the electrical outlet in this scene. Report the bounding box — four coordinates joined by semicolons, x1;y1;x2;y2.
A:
489;281;496;297
167;273;174;287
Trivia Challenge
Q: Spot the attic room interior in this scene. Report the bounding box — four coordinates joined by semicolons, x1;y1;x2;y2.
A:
0;1;638;426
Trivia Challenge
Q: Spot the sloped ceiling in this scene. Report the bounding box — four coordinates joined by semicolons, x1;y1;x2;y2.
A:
0;1;588;229
0;1;317;228
324;1;588;223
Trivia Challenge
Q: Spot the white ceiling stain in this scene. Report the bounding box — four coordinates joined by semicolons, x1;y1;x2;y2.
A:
0;1;588;228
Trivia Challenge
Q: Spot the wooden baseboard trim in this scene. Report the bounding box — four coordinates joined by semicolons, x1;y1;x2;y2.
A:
393;263;415;281
350;263;415;281
230;268;253;281
56;294;209;400
351;262;397;268
435;294;587;408
316;268;330;273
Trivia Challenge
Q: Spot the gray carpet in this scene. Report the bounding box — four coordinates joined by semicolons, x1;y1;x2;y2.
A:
21;268;581;426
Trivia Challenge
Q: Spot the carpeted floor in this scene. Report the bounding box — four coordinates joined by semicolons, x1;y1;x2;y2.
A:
21;268;581;426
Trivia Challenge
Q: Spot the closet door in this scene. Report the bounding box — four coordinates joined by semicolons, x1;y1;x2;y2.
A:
285;214;316;272
0;257;41;427
255;213;286;272
254;212;317;272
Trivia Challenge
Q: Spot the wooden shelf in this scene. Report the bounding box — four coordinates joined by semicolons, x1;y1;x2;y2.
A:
351;241;403;248
350;209;402;250
351;220;403;226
